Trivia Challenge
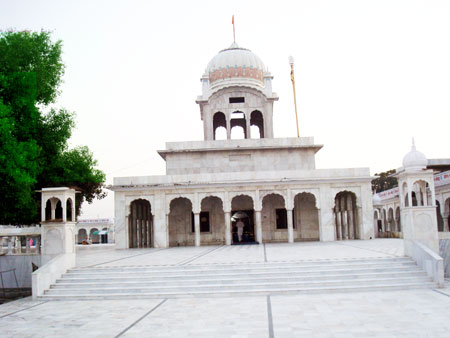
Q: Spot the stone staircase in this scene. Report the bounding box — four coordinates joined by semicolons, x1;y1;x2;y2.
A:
39;257;437;300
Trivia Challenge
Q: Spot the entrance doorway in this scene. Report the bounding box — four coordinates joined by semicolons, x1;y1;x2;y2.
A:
231;210;255;244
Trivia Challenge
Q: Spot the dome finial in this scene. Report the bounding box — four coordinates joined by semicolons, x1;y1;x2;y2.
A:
232;15;236;43
412;137;416;151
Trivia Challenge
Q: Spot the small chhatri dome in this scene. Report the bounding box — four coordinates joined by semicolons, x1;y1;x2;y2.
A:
206;42;266;87
402;138;428;171
372;193;381;205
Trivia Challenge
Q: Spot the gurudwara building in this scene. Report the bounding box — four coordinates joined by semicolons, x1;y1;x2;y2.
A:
110;42;375;249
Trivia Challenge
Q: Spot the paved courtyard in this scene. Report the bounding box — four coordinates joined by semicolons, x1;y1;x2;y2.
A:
1;239;449;338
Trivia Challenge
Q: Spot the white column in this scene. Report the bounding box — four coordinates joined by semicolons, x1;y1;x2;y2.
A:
255;210;262;244
287;209;294;243
335;208;342;240
224;211;231;245
443;215;449;232
26;236;31;253
194;212;200;247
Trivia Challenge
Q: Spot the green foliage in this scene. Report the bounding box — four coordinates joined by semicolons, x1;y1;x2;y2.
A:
372;169;398;193
0;30;106;224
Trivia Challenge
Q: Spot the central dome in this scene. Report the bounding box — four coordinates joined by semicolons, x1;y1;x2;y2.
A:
206;42;266;87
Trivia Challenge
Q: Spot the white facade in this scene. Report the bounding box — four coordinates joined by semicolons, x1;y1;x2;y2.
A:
111;42;375;249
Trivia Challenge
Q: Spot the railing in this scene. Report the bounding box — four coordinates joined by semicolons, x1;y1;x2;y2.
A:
0;226;41;255
0;268;26;300
411;240;444;288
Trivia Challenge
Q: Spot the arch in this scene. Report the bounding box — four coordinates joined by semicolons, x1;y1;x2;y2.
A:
436;200;444;232
77;228;87;244
200;196;225;244
388;208;394;232
169;197;193;247
250;110;264;139
231;194;255;243
412;180;430;206
230;111;247;139
294;192;319;241
395;207;401;232
89;228;99;244
66;198;73;222
213;112;226;140
262;194;286;241
129;199;152;248
45;197;63;221
334;191;359;240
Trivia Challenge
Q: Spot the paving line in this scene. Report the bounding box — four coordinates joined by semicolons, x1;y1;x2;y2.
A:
266;295;275;338
0;300;48;319
86;248;166;268
177;245;225;266
335;242;400;258
114;298;167;338
432;289;450;299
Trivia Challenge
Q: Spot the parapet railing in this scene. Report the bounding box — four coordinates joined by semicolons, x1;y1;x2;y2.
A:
411;240;444;288
0;226;41;255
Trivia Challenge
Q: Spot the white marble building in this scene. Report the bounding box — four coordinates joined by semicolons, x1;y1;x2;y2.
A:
373;149;450;241
110;42;375;249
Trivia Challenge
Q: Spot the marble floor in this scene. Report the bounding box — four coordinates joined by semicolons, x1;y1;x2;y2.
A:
1;239;449;338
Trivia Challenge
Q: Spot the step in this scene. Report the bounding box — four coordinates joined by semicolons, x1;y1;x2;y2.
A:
45;276;432;295
39;282;438;300
53;271;427;288
64;262;418;278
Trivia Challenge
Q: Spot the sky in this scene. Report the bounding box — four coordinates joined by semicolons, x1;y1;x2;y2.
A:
1;0;449;219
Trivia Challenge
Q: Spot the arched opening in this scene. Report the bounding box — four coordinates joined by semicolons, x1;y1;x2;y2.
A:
250;110;264;139
445;198;450;232
77;228;87;244
412;180;430;206
55;200;63;220
66;198;73;222
374;210;382;235
231;195;254;244
411;191;418;206
90;228;99;244
334;191;359;240
261;193;286;242
294;192;319;241
200;196;225;245
128;199;152;248
45;200;52;221
230;111;247;139
436;200;444;232
395;207;401;232
213;112;227;140
388;208;394;232
101;227;108;243
168;197;193;247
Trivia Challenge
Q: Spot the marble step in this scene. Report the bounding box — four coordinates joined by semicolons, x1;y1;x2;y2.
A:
46;276;432;295
39;282;437;300
66;262;417;277
55;270;427;287
73;257;412;272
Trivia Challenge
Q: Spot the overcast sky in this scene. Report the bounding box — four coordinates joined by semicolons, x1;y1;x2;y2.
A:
1;0;449;219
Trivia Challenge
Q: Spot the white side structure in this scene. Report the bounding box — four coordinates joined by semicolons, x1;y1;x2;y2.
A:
395;142;439;255
39;187;78;263
111;41;375;249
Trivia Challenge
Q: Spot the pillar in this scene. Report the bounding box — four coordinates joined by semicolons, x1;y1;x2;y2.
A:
26;236;31;253
347;208;354;240
255;210;262;244
287;209;294;243
194;212;200;247
36;236;41;253
335;208;342;240
444;215;449;232
224;211;231;245
226;117;231;140
7;237;13;254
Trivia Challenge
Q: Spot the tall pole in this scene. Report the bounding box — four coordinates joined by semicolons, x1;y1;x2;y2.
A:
232;15;235;42
289;56;300;137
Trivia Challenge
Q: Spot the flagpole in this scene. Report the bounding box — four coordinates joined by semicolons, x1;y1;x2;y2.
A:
232;15;235;42
289;56;300;138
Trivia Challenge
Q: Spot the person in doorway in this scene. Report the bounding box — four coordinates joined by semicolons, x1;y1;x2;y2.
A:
236;219;244;242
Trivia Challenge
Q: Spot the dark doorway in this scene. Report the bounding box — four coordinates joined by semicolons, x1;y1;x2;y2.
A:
231;210;255;244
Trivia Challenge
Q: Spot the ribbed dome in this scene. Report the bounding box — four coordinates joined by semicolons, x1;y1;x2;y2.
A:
206;42;265;86
402;139;427;171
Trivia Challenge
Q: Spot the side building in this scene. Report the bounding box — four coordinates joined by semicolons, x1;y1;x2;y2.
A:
110;42;375;249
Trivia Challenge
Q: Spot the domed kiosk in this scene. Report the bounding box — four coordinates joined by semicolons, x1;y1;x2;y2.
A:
111;41;376;249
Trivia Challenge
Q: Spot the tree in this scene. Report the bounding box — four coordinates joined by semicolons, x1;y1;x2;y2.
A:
0;30;105;224
372;169;398;193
